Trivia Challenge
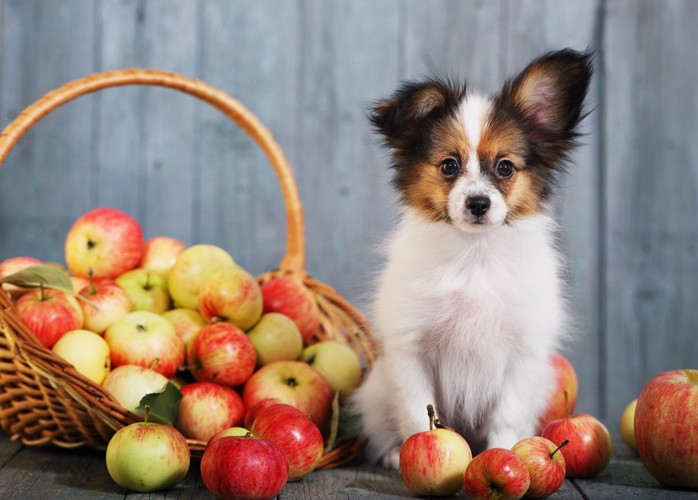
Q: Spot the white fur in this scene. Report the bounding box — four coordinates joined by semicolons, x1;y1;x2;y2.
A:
353;209;567;468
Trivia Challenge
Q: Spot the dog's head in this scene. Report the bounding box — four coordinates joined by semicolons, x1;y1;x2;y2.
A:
371;49;593;232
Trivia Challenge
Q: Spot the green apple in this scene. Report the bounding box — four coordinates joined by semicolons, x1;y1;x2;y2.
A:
52;329;111;384
620;398;638;452
116;268;171;313
198;266;263;330
247;313;303;366
102;365;169;415
168;244;235;309
300;341;362;393
161;307;206;349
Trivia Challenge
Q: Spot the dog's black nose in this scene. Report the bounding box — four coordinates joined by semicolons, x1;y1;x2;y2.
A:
466;196;491;217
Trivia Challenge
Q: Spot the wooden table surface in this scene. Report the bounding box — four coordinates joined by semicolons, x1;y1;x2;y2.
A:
0;433;696;499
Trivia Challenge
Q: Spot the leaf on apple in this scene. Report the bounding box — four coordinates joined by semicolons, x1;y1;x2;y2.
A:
325;392;363;452
0;265;73;292
136;382;182;427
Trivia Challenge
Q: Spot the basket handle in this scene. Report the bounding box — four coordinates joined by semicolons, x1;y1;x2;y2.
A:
0;69;305;273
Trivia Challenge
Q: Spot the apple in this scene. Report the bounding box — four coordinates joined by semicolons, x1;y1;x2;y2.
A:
102;365;169;414
399;404;472;497
52;329;111;384
78;278;131;334
0;256;42;296
161;307;205;349
65;207;144;280
208;426;250;446
175;382;246;442
300;340;362;393
541;413;612;478
251;403;324;481
201;435;288;499
106;416;190;492
260;277;321;343
105;311;185;378
16;287;83;348
140;236;185;275
619;398;638;452
198;266;263;330
244;398;282;429
188;322;256;386
115;268;171;314
511;436;568;498
634;369;698;489
463;448;530;500
243;360;333;431
168;244;235;309
537;353;578;433
247;313;303;367
70;275;89;293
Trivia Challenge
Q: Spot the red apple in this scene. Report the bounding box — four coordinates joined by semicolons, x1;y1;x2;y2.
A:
161;307;205;349
199;266;263;330
463;448;530;500
208;426;250;446
634;369;698;489
65;207;144;279
251;403;323;481
140;236;185;275
79;278;131;334
244;397;282;429
541;413;611;478
260;277;321;343
105;311;185;378
188;323;256;387
16;288;83;348
201;435;288;499
243;360;333;431
511;437;568;498
0;256;42;297
399;405;472;497
537;353;578;433
175;382;246;442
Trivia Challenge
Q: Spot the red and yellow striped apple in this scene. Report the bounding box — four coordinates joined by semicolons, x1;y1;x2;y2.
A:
16;288;83;348
188;322;256;387
175;382;246;442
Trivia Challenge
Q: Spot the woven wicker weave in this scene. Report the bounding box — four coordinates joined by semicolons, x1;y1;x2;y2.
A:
0;69;376;467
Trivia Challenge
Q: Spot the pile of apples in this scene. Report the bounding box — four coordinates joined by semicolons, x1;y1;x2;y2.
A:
0;207;364;497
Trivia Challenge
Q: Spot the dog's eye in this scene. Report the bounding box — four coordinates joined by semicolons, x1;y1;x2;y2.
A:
440;158;460;177
495;159;514;179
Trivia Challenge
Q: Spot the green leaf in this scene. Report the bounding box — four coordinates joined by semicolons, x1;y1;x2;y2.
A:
325;393;363;453
136;382;182;426
0;265;73;292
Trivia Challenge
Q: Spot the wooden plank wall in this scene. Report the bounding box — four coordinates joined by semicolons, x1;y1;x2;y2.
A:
0;0;696;426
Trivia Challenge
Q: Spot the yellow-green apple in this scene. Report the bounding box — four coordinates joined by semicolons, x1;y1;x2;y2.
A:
250;403;323;481
52;329;111;384
78;278;131;334
198;266;262;330
116;268;170;314
464;448;530;500
161;307;206;349
0;256;42;297
188;323;256;386
65;207;144;279
541;413;611;478
105;311;184;378
247;313;303;367
511;437;568;498
399;405;472;497
102;365;168;414
16;288;83;348
537;353;578;433
243;360;333;431
106;418;190;492
634;369;698;489
300;340;362;393
201;435;288;499
260;277;320;343
168;244;235;309
619;398;637;452
208;426;250;446
140;236;185;275
174;382;246;442
244;398;282;429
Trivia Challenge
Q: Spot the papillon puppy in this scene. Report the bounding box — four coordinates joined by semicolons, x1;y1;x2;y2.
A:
353;49;593;469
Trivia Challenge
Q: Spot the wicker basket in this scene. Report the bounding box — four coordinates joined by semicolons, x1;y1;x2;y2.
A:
0;69;376;468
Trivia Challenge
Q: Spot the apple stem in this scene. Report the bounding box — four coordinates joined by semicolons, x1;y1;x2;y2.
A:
39;283;46;301
244;432;252;438
550;439;570;459
87;268;96;295
143;404;151;424
144;272;151;291
149;357;159;371
427;404;436;431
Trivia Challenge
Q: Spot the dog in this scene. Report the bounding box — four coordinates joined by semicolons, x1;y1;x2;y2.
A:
353;49;593;469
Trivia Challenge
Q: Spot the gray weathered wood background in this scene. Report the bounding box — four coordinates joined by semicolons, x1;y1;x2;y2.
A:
0;0;696;426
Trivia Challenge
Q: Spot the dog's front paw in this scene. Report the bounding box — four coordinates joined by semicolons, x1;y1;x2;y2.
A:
381;447;401;470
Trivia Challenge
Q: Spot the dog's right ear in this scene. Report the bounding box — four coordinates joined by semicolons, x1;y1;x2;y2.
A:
369;79;466;151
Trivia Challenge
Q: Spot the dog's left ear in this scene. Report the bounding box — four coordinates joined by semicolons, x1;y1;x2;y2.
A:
499;49;593;142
